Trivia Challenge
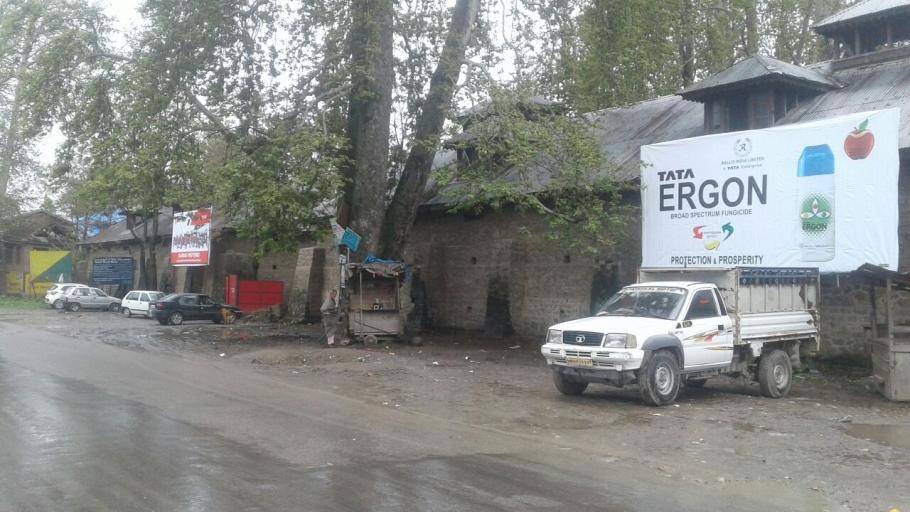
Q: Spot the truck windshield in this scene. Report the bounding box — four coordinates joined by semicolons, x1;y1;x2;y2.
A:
600;287;686;320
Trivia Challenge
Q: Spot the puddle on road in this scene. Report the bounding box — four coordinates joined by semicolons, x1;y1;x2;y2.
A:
843;423;910;449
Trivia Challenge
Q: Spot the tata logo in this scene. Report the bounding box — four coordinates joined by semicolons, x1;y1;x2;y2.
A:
734;137;752;157
575;335;586;344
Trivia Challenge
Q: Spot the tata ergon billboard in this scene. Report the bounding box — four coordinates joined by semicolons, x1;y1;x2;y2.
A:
640;109;899;272
170;208;212;266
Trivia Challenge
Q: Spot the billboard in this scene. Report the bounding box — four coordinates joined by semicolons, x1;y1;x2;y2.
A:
640;109;899;272
91;256;134;286
27;250;73;297
170;208;212;266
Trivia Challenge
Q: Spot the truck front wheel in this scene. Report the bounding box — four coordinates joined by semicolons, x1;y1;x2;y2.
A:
639;350;680;406
552;370;588;396
758;349;792;398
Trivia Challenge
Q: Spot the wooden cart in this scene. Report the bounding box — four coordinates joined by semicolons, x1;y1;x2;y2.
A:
347;261;405;345
855;264;910;401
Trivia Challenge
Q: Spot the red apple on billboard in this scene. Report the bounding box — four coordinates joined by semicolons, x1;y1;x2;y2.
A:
844;119;874;160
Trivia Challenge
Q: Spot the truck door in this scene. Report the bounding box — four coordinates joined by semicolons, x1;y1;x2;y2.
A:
679;288;734;368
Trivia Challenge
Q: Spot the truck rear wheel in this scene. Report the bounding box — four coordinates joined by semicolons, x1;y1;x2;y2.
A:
758;349;792;398
552;370;588;396
639;350;680;406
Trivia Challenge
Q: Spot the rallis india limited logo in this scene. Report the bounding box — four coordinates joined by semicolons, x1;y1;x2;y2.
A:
800;195;832;235
693;223;734;250
734;137;752;157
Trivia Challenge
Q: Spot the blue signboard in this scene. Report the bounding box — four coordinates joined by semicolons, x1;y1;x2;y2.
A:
91;257;134;286
340;228;361;252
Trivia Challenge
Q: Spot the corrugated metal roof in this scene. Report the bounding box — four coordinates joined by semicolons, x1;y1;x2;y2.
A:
780;56;910;146
426;53;910;206
679;54;838;99
0;210;74;245
78;208;227;245
815;0;910;32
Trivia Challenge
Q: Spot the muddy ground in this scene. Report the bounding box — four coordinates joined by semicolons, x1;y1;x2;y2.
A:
2;306;908;511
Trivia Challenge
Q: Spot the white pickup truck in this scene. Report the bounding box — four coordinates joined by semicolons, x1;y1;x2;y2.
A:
541;267;819;406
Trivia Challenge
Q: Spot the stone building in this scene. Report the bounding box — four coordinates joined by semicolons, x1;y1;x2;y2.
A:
0;210;75;296
409;0;910;363
77;208;329;318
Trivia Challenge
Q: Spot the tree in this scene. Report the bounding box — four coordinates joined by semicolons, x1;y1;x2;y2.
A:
434;92;630;255
0;0;108;203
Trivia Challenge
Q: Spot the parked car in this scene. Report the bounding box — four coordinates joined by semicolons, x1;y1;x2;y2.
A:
44;283;82;309
120;290;166;318
150;293;242;326
63;286;121;312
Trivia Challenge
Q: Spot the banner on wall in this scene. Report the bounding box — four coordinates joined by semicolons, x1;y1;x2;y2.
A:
5;272;24;295
27;250;73;297
91;257;134;286
640;109;900;272
170;208;212;266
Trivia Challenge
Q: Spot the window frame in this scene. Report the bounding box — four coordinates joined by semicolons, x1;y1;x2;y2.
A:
685;289;721;320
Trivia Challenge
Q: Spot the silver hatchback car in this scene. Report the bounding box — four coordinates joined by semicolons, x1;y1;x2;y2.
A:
63;286;121;312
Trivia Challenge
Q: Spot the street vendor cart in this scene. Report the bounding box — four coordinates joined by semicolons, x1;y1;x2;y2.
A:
347;258;405;345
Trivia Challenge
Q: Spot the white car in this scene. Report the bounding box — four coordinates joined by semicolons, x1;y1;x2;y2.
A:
120;290;166;318
44;283;82;309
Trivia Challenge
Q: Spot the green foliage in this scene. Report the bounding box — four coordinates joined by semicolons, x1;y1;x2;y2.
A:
435;92;631;254
207;125;346;256
0;295;44;310
0;0;109;204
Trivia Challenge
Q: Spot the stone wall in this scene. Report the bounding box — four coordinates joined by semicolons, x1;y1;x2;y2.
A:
813;161;910;364
404;208;641;337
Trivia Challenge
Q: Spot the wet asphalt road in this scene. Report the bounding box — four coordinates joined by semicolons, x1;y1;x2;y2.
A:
0;320;830;511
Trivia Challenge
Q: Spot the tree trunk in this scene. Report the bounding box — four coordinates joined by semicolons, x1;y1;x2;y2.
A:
0;15;37;196
678;0;695;87
339;0;395;256
744;0;759;56
148;213;159;290
379;0;480;258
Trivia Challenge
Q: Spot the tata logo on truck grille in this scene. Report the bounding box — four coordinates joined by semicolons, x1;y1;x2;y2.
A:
563;331;604;346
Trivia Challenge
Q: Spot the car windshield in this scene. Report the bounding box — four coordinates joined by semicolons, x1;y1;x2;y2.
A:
600;286;687;320
159;293;181;302
148;292;165;300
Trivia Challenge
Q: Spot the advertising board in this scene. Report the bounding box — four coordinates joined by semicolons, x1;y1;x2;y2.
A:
170;208;212;266
640;109;900;272
91;256;134;286
27;250;72;297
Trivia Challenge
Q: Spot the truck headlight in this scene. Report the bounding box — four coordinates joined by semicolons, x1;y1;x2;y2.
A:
605;333;637;348
547;329;563;344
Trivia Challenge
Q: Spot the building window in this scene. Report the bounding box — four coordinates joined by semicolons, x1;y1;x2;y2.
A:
710;101;723;132
728;95;748;131
751;91;772;129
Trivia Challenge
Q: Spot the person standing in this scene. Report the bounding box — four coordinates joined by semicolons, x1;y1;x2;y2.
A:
321;289;339;346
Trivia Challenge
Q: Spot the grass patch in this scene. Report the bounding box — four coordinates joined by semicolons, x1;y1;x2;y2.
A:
0;295;45;310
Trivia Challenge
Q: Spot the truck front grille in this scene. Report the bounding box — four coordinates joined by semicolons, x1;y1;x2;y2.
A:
562;331;604;346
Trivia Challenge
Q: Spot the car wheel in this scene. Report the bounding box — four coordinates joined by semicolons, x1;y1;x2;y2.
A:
639;350;680;406
683;378;708;389
552;370;588;396
758;349;792;398
67;302;81;312
122;307;132;317
169;312;184;325
53;299;64;310
109;303;120;312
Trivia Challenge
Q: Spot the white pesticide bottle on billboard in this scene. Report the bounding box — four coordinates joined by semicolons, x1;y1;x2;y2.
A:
797;144;835;261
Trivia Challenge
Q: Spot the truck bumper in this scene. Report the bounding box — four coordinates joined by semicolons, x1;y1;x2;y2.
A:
541;343;644;386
